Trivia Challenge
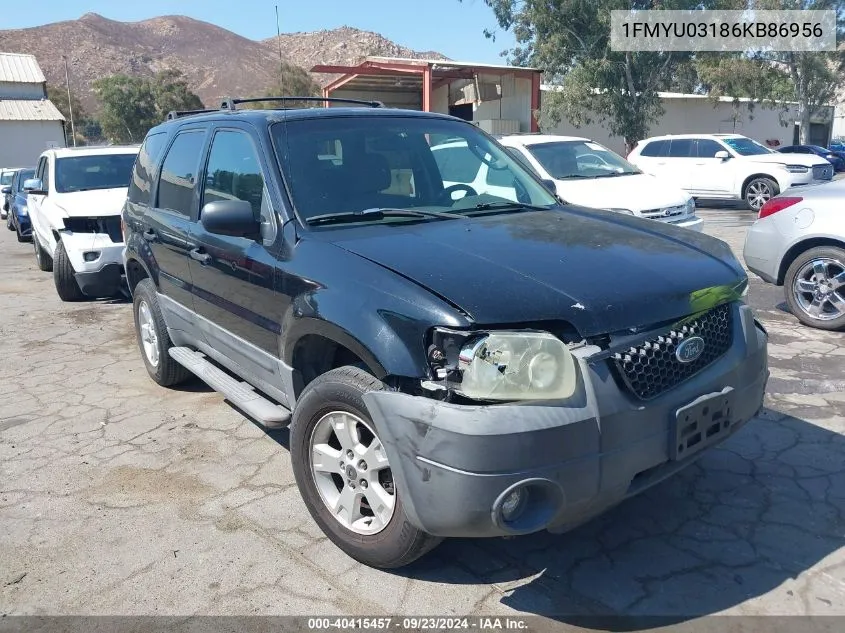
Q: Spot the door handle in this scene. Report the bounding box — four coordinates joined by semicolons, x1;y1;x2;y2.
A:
189;247;212;265
142;229;157;242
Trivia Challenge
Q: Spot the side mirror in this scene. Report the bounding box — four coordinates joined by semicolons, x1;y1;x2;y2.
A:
714;150;730;160
200;199;259;239
541;179;558;194
23;178;45;194
0;186;10;195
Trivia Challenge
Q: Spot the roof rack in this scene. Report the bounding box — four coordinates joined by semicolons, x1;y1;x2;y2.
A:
166;109;218;121
219;96;384;111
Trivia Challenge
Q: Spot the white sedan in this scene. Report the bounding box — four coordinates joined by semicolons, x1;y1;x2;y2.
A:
744;179;845;330
498;134;702;231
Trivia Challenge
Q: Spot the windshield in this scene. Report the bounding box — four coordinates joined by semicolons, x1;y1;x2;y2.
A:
0;171;12;186
16;169;34;187
525;140;640;179
272;116;557;226
721;137;774;156
54;153;137;193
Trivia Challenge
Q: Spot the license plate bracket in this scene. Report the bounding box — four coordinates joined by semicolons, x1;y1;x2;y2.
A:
672;386;735;461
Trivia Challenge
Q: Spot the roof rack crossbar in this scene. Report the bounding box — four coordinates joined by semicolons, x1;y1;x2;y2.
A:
219;96;384;111
166;109;218;121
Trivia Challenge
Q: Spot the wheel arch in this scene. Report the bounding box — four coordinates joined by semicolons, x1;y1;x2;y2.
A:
741;173;780;200
777;236;845;285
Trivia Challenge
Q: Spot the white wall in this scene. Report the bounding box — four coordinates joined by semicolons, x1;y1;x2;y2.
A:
473;74;533;132
833;104;845;141
0;81;45;99
543;93;834;154
0;121;65;167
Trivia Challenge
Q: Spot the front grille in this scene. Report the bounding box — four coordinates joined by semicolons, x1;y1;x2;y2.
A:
641;204;686;220
813;165;833;181
62;216;123;243
612;303;734;400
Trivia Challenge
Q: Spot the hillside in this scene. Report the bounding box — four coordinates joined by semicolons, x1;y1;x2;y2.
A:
0;13;446;112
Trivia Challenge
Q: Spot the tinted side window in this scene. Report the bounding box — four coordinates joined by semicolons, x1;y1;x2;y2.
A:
36;157;51;191
638;140;667;157
128;132;168;206
432;145;481;183
668;139;694;157
203;130;275;243
157;130;206;216
696;139;725;158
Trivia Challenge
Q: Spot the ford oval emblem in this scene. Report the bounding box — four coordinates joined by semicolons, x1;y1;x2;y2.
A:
676;336;705;364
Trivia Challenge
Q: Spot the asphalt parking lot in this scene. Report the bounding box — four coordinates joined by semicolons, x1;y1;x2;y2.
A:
1;205;843;622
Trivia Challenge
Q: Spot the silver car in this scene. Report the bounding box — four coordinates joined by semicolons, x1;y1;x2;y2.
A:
744;179;845;330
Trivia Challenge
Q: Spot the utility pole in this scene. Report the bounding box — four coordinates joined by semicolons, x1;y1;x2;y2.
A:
275;5;284;95
61;55;77;147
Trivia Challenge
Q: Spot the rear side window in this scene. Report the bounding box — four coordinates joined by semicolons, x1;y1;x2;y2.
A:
156;130;206;216
432;145;480;183
638;140;668;157
128;132;168;206
668;139;694;157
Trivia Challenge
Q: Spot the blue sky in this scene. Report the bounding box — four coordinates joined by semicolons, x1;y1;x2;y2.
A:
6;0;518;65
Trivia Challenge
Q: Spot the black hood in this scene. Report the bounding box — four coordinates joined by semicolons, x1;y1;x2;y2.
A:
328;208;745;336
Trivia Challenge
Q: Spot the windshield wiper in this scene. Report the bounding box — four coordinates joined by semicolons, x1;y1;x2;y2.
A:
471;201;553;212
306;207;461;226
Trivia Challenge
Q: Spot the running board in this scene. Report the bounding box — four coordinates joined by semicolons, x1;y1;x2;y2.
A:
169;347;291;428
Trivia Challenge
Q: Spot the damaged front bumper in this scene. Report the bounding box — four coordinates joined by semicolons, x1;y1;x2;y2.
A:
363;303;768;538
60;230;126;297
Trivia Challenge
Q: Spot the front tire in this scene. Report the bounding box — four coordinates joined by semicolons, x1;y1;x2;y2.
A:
744;177;778;211
33;235;53;272
784;246;845;331
290;366;441;568
132;279;192;386
53;241;86;302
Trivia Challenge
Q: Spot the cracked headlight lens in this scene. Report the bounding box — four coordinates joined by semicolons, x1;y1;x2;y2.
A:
457;331;577;401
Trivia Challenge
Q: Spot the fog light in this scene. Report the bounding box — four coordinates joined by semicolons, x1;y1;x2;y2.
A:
83;251;100;262
501;487;529;522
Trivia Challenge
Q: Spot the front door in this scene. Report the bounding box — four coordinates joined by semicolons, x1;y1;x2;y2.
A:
187;125;282;365
148;128;209;310
691;138;732;195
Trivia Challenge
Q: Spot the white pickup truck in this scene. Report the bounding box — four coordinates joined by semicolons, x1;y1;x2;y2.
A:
25;146;139;301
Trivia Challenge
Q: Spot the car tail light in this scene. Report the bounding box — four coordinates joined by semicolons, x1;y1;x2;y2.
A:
759;196;803;219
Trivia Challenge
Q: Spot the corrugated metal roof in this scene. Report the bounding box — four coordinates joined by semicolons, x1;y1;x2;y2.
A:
0;52;46;84
0;99;65;122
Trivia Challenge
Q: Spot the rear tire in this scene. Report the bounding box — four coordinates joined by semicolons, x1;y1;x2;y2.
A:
53;241;86;302
784;246;845;331
33;235;52;272
132;278;191;386
16;228;27;243
290;366;442;568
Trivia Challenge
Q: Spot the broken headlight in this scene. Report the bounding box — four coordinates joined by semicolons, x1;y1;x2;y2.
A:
454;331;577;401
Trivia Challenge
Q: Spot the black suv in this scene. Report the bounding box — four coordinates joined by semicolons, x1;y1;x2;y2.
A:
123;98;769;568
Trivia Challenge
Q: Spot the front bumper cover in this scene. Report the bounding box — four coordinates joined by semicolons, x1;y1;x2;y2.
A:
363;303;768;538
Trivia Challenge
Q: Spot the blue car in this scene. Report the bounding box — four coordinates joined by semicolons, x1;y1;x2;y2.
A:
4;167;35;242
778;144;845;172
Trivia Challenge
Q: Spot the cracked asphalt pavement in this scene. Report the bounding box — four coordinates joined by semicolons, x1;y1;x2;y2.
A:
0;207;843;622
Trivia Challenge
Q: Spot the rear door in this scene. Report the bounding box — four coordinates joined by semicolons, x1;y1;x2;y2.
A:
663;138;696;191
187;123;281;361
28;156;51;247
147;127;209;310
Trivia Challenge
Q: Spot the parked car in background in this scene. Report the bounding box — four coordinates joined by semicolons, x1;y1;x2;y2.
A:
1;168;17;219
830;140;845;153
744;179;845;330
26;146;139;301
495;134;702;231
778;145;845;172
123;99;768;569
628;134;834;211
5;167;35;241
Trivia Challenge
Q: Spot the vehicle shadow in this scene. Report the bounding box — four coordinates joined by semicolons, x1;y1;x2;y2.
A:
400;408;844;627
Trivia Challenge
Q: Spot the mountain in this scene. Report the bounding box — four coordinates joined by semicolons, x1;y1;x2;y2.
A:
0;13;446;112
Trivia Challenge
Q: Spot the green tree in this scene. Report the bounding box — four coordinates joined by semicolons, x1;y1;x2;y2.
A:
47;85;91;145
748;0;845;144
94;70;204;143
245;63;321;109
475;0;747;153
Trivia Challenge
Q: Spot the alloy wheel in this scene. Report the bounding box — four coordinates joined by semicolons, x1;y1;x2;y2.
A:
793;257;845;322
309;410;396;535
746;180;773;211
137;300;160;367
